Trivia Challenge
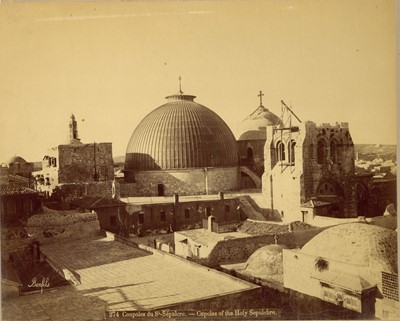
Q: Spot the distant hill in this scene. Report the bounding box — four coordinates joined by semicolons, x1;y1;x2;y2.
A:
113;155;125;165
355;144;396;162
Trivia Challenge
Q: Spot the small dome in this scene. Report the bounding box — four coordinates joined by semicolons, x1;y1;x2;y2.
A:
237;105;282;141
8;156;27;164
302;223;397;274
125;93;239;171
246;244;287;276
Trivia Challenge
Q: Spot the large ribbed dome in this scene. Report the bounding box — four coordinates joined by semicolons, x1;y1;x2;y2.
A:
125;93;239;171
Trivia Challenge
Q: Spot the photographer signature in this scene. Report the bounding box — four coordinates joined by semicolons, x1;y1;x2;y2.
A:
28;277;50;293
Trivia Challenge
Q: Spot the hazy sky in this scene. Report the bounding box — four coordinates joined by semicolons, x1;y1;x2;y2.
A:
0;0;396;163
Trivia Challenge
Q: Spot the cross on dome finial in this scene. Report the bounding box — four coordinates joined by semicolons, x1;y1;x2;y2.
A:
258;90;264;107
179;76;183;94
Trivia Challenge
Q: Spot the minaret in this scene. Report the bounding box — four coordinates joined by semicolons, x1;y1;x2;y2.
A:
69;114;81;144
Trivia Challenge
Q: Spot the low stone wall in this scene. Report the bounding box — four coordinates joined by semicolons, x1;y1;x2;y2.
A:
1;227;31;259
167;287;264;310
188;233;294;268
2;212;102;258
27;212;101;243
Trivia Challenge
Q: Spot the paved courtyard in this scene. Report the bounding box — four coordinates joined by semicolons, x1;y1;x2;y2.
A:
2;235;258;321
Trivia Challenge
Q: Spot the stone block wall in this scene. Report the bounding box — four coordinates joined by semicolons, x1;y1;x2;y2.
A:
302;122;357;217
238;140;266;177
1;211;101;258
194;233;295;268
118;198;241;234
26;211;101;244
58;143;113;183
263;121;358;221
121;167;239;197
59;181;113;202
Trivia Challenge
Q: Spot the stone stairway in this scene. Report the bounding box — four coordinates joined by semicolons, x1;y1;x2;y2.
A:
238;196;267;221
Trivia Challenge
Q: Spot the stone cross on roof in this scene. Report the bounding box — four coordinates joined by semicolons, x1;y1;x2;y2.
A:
258;90;264;107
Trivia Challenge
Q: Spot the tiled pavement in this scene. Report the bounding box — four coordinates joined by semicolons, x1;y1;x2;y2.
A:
2;235;257;321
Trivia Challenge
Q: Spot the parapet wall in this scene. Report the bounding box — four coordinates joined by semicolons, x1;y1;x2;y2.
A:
27;211;101;243
2;211;102;258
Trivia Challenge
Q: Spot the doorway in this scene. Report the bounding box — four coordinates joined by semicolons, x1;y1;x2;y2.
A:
157;183;165;196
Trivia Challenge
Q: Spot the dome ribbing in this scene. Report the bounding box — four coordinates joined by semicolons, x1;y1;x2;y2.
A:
125;94;239;171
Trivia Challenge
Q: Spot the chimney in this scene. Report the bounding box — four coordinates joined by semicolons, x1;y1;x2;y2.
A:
174;193;179;204
219;191;224;200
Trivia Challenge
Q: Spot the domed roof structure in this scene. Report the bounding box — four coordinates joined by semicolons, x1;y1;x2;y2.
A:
125;93;239;171
237;105;282;141
8;156;27;164
225;244;287;288
301;223;397;274
245;244;287;276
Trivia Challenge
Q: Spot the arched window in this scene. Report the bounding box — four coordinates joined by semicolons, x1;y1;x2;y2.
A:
317;139;326;164
289;141;296;164
330;140;337;164
246;147;254;161
276;141;285;161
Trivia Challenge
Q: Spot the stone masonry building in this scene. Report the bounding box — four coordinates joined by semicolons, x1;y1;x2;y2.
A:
35;115;114;198
262;120;357;223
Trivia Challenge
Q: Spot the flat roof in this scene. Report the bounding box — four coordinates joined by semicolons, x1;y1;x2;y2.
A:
121;193;237;205
39;235;258;311
176;229;250;246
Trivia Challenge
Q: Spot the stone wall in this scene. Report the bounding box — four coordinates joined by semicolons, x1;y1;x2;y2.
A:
35;143;114;195
1;211;102;258
27;211;101;243
122;167;239;197
117;198;241;235
58;143;114;183
189;233;295;268
262;121;358;222
1;227;31;259
238;139;266;177
186;227;326;268
58;181;113;202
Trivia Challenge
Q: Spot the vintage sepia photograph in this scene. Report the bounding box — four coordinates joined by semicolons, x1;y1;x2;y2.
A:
0;0;397;320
